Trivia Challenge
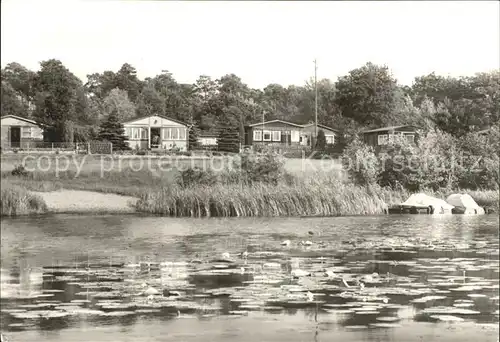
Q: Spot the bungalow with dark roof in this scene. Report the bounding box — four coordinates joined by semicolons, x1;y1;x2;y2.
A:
244;120;338;148
362;125;420;148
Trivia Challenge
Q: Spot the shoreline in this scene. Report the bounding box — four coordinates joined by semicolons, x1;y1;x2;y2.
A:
1;188;496;218
30;190;138;214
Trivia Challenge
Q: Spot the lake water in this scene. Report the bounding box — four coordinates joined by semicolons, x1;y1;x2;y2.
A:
1;214;499;342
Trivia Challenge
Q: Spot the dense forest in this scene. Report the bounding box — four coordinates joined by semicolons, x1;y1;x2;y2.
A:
1;59;499;143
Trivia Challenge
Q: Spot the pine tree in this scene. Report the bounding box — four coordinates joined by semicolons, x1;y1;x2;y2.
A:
188;124;200;150
98;108;130;150
316;129;326;150
217;123;240;153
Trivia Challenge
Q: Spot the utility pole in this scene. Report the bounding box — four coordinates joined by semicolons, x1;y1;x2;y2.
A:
314;59;318;147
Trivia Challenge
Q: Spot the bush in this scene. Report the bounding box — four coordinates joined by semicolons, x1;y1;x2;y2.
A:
455;128;499;190
342;129;499;192
235;151;287;185
11;164;30;177
341;138;380;186
178;168;218;187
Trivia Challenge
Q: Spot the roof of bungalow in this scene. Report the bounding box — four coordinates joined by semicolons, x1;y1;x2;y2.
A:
247;119;306;128
122;114;189;127
362;125;420;134
247;119;338;132
0;114;47;127
302;122;339;132
477;128;491;135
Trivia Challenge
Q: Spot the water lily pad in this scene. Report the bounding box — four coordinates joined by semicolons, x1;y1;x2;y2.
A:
422;307;480;315
229;310;249;315
69;308;105;315
11;310;71;319
99;311;136;317
430;315;465;322
451;286;483;292
344;325;368;330
325;309;354;314
230;298;253;303
54;305;82;311
3;309;27;314
355;311;380;315
454;299;474;303
352;306;380;311
376;316;400;322
411;296;447;303
263;306;284;311
370;323;402;328
467;294;488;299
453;303;474;308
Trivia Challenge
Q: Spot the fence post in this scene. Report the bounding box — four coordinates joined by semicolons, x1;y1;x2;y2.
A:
109;142;113;155
51;143;54;152
87;142;91;155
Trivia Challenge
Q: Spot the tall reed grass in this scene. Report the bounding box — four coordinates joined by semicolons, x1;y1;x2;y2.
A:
136;170;499;217
136;173;404;217
1;182;48;217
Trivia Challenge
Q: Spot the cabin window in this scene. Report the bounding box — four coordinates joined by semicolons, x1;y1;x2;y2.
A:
378;134;389;145
325;135;335;145
272;130;281;142
22;127;32;138
162;128;171;140
125;128;131;137
404;134;415;143
171;128;179;140
141;128;148;139
133;128;140;140
179;128;186;140
263;130;272;141
253;130;262;141
291;130;300;143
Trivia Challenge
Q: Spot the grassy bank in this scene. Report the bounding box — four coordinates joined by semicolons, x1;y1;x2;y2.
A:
1;168;176;198
1;153;497;218
1;182;48;217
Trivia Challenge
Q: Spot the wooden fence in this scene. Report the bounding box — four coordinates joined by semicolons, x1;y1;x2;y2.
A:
1;141;113;154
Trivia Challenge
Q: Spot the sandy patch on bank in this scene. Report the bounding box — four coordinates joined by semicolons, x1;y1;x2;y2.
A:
31;190;138;213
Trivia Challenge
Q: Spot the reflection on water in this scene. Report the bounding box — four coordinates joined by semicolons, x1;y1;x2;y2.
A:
1;214;499;342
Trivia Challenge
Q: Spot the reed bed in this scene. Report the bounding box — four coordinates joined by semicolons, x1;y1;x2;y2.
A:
136;176;394;217
136;171;498;217
1;181;48;217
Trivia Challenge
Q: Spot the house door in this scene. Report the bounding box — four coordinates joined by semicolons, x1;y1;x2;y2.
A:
299;135;308;146
10;127;21;148
150;127;161;149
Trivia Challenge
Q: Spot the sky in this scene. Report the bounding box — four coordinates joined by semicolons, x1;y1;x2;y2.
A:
1;0;499;89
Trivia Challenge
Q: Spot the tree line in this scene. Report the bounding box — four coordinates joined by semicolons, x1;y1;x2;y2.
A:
1;59;499;145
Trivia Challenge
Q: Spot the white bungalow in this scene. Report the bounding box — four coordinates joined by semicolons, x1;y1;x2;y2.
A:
0;115;45;149
122;115;190;151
